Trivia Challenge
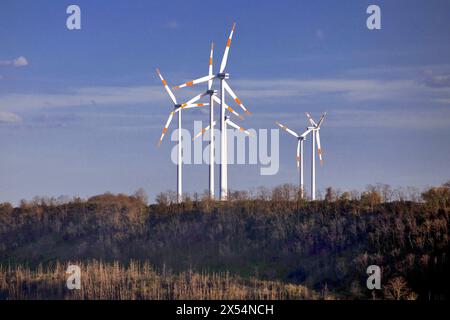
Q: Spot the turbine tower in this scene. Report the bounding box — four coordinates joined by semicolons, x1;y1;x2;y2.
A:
155;68;209;203
305;112;327;200
276;121;313;199
174;23;250;200
207;43;215;198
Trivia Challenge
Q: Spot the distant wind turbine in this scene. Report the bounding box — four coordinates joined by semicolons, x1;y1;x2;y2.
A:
305;112;327;200
276;121;313;199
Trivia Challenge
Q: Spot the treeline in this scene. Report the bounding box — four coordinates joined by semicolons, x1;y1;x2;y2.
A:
0;182;449;300
154;183;425;205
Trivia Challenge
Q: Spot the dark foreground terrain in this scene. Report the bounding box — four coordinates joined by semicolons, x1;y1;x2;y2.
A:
0;183;449;299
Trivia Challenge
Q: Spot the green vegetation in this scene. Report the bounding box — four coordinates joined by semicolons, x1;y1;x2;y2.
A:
0;182;449;300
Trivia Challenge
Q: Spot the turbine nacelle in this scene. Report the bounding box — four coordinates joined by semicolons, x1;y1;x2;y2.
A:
217;72;229;80
207;89;218;95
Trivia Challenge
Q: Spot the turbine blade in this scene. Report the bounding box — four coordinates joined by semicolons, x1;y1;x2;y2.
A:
219;22;236;73
317;112;327;127
192;121;217;140
275;121;299;138
208;42;214;90
186;92;207;105
305;112;317;127
316;130;323;166
174;103;209;113
300;128;313;139
156;68;177;105
223;80;251;115
296;140;301;170
157;111;175;146
226;119;251;135
173;75;214;90
212;95;243;120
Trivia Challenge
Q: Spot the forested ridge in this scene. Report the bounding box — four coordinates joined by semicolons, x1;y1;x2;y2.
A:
0;182;449;299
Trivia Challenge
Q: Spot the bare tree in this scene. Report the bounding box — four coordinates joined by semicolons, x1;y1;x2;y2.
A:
383;277;413;300
133;188;148;205
325;187;336;202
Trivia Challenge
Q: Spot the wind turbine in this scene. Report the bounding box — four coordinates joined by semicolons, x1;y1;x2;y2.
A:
173;23;250;200
172;42;242;199
276;121;313;199
305;112;327;200
155;68;209;203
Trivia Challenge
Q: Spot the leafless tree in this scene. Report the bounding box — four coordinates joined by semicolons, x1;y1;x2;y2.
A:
383;276;413;300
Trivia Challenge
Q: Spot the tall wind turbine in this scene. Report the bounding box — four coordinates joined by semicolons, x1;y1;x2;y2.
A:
155;68;209;203
171;42;243;199
276;121;313;199
173;23;250;200
305;112;327;200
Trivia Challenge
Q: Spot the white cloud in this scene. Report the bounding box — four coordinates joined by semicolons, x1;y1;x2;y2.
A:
0;111;22;123
0;85;178;111
257;106;450;129
233;78;430;103
165;20;179;29
1;75;449;118
330;107;450;129
433;98;450;104
0;56;28;67
423;71;450;88
13;56;28;67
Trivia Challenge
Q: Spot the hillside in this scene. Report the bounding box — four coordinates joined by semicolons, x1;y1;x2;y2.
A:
0;183;449;299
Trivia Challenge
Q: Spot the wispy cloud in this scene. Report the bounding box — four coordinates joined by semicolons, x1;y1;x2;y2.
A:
423;70;450;88
0;111;22;123
233;78;446;103
330;107;450;129
2;75;449;122
257;106;450;129
0;85;170;111
164;20;179;29
433;98;450;104
0;56;28;67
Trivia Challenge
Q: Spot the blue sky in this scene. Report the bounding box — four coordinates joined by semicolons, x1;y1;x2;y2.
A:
1;0;450;204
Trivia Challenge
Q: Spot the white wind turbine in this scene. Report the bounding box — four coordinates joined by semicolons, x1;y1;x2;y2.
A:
173;23;250;200
172;42;243;199
155;68;209;203
276;121;313;199
305;112;327;200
